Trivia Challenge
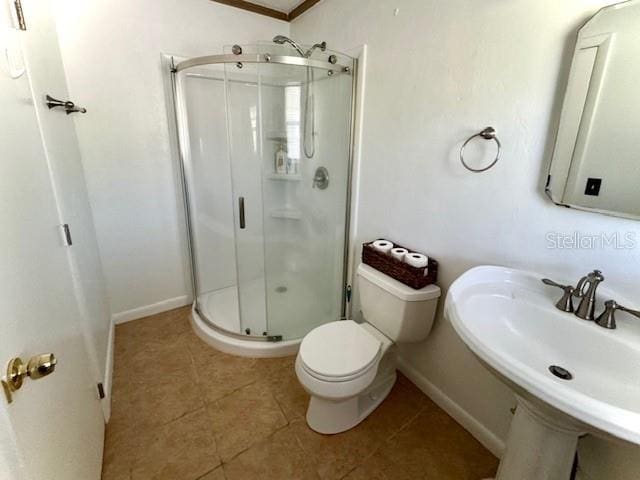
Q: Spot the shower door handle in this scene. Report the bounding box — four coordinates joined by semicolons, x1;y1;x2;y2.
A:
238;197;246;229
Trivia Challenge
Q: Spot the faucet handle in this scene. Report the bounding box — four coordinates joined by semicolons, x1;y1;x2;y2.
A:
541;279;576;313
596;300;640;329
542;278;570;289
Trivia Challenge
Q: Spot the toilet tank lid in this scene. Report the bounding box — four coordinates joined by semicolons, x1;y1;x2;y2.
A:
357;264;441;301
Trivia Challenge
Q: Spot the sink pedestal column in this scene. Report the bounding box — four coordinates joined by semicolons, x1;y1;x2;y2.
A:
495;396;585;480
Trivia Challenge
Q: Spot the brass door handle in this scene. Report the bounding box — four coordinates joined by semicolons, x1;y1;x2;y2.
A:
1;353;57;404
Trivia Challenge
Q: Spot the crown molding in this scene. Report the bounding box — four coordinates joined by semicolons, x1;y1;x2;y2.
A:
210;0;320;22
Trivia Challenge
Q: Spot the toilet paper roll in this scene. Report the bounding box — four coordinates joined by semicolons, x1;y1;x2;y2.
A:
404;252;428;268
390;247;408;260
372;239;393;253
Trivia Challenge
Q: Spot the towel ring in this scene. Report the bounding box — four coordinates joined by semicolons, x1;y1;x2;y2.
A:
460;127;501;173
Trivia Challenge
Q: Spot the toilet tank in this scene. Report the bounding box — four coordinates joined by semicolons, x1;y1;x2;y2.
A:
357;263;441;343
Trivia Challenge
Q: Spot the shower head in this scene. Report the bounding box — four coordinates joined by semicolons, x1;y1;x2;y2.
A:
306;41;327;57
272;35;306;57
272;35;327;58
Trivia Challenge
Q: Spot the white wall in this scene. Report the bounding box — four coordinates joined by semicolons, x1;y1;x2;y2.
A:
292;1;640;478
52;0;289;320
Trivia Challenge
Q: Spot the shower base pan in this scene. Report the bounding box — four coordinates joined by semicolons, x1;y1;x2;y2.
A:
191;304;300;358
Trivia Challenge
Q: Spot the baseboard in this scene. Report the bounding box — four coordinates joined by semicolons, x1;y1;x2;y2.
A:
398;357;505;458
111;295;190;324
102;319;115;422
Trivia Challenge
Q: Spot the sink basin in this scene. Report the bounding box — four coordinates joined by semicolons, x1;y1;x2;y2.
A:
446;265;640;480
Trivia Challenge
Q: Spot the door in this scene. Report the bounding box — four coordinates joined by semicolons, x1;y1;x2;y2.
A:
0;4;105;480
224;59;268;337
20;0;112;419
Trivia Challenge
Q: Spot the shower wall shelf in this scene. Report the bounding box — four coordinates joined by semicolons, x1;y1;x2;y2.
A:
267;173;301;182
270;208;302;220
266;133;318;142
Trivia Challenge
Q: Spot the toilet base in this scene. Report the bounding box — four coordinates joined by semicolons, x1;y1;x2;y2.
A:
306;368;397;435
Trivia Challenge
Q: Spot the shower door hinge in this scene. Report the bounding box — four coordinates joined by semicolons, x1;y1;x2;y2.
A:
346;284;352;302
97;382;105;400
14;0;26;30
60;224;73;246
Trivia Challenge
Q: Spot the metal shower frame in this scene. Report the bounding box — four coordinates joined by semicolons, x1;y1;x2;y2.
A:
170;49;358;342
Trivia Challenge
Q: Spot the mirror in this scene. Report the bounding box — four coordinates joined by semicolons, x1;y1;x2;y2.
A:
547;1;640;220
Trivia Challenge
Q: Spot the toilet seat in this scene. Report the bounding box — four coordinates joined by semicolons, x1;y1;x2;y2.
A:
299;320;381;382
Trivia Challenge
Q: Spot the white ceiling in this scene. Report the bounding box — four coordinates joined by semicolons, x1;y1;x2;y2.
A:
249;0;305;13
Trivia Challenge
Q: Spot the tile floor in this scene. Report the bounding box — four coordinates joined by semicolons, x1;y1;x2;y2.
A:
103;306;498;479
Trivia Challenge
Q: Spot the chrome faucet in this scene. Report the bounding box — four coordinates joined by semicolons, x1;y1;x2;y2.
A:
573;270;605;321
543;270;640;330
541;269;604;319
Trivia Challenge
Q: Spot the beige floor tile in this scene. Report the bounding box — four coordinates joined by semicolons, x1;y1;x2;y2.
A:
101;424;135;480
357;373;428;440
131;409;220;480
194;350;262;403
290;417;381;480
290;374;428;480
107;378;136;437
115;307;190;356
363;404;499;480
105;308;498;480
207;381;288;462
255;355;296;379
341;455;394;480
198;466;226;480
103;411;159;480
184;327;221;360
223;426;319;480
266;363;309;422
102;461;132;480
114;332;194;386
110;371;203;432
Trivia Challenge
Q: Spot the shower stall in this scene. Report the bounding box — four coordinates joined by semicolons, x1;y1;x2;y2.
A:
170;40;356;356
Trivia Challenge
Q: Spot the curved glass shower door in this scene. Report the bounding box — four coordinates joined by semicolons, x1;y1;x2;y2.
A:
174;45;355;342
255;60;353;340
224;60;268;338
175;62;242;334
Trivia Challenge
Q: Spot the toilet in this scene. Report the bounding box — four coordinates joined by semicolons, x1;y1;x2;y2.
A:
295;263;441;434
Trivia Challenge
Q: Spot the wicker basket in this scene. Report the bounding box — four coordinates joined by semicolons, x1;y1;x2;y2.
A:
362;241;438;290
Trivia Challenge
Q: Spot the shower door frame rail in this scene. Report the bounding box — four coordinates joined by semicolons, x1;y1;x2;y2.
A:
170;53;357;343
174;53;352;75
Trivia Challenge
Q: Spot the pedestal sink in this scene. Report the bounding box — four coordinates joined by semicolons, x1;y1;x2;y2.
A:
445;266;640;480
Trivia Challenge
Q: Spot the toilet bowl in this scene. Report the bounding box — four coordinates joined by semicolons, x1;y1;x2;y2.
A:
296;263;441;434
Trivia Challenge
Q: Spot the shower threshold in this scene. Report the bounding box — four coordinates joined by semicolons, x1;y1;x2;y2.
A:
191;304;300;358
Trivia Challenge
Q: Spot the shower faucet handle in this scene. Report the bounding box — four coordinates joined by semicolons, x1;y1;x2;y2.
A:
312;167;329;190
